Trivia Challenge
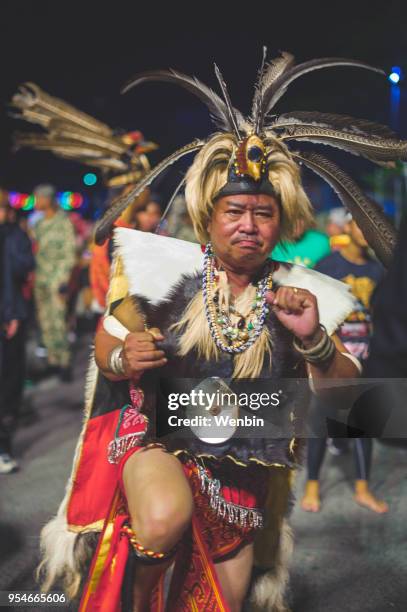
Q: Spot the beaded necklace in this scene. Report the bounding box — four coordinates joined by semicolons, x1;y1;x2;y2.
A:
202;243;273;354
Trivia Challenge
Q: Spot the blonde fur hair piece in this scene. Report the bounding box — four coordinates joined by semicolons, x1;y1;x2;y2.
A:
184;132;314;245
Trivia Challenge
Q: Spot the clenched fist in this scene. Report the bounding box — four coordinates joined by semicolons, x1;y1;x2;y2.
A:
266;286;322;347
122;327;167;380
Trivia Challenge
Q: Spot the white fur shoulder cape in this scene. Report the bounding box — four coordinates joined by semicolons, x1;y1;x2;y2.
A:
114;227;355;335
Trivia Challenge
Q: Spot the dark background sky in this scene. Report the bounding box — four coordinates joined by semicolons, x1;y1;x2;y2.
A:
1;0;407;199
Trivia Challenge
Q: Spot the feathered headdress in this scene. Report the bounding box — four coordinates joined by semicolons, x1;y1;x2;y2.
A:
93;49;405;266
10;82;157;187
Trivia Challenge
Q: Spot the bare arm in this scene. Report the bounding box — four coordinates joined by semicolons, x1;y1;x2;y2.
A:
94;328;125;381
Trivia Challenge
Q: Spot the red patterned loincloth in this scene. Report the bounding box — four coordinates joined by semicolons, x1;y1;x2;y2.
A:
79;451;269;611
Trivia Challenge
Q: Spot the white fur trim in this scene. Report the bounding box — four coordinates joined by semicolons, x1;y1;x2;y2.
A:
38;510;79;596
114;228;202;304
252;519;294;611
38;356;100;596
114;228;355;334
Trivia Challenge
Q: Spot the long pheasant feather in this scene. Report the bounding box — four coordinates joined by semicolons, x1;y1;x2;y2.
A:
94;141;204;245
294;151;396;266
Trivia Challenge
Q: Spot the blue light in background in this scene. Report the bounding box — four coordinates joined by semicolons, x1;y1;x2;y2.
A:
388;66;402;84
83;172;97;186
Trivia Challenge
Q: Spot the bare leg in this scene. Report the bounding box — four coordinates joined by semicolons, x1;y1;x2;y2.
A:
301;480;321;512
214;543;254;612
302;436;326;512
122;448;193;611
354;480;389;514
352;439;388;513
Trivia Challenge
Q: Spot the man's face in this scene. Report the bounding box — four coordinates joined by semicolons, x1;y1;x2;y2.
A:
346;219;368;248
136;202;161;232
326;221;344;237
35;194;53;211
208;194;281;271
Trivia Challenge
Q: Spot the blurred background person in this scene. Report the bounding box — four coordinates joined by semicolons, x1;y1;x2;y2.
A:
325;206;351;251
343;215;407;445
365;214;407;378
174;209;197;242
89;187;151;313
271;217;331;268
134;192;163;233
31;184;76;381
301;214;388;514
0;190;34;473
64;216;94;342
166;193;197;243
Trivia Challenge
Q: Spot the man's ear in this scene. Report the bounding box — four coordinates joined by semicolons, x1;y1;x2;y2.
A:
207;209;213;234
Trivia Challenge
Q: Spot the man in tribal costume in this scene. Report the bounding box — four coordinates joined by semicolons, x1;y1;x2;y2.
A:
38;51;404;611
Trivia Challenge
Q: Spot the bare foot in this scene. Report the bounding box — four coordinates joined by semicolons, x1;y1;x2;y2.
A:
301;480;321;512
354;480;389;514
354;491;389;514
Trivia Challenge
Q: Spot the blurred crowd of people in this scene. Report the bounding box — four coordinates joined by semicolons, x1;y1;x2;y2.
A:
0;181;403;510
0;189;34;474
0;184;173;474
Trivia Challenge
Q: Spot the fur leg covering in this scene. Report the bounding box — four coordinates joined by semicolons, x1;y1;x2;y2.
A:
251;519;294;612
37;358;100;598
37;494;100;599
37;503;79;598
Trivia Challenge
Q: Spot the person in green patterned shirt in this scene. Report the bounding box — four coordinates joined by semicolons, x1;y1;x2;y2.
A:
32;184;76;379
270;218;331;268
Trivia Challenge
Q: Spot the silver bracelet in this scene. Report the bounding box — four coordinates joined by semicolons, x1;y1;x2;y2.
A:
293;325;336;365
108;345;125;376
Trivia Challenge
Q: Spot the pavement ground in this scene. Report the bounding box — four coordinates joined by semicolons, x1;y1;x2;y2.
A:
1;336;406;611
